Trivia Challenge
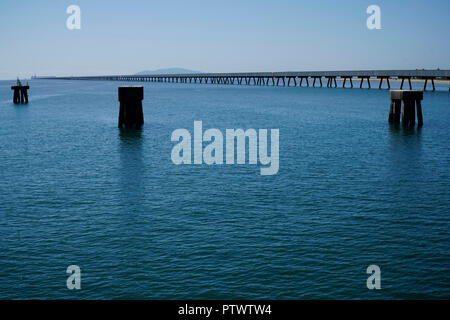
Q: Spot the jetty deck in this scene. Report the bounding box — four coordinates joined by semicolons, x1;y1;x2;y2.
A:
35;70;450;91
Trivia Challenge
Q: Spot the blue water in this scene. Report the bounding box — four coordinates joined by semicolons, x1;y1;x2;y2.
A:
0;79;449;299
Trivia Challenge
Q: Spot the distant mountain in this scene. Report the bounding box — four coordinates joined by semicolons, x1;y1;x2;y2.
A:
135;68;201;75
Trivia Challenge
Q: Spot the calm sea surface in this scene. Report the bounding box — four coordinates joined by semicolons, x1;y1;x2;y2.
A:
0;79;449;299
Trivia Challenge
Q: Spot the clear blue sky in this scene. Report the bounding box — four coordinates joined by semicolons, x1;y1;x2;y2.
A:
1;0;449;79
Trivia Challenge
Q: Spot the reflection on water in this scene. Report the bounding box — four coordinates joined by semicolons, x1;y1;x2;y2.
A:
119;128;143;146
118;129;145;212
387;124;423;179
388;123;422;142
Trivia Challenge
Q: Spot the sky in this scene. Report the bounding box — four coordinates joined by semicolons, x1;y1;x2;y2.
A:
0;0;449;80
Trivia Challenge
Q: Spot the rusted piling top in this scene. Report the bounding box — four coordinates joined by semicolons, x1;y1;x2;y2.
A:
390;90;423;101
118;86;144;102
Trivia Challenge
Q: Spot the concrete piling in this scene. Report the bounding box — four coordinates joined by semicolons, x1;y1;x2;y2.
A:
12;87;20;103
388;102;395;123
402;99;415;127
118;86;144;129
416;100;423;127
11;85;29;104
389;90;423;127
393;99;402;124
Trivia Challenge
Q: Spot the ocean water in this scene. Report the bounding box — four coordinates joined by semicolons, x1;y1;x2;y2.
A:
0;79;449;299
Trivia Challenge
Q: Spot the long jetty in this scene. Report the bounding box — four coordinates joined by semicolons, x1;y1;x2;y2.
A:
35;70;450;91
